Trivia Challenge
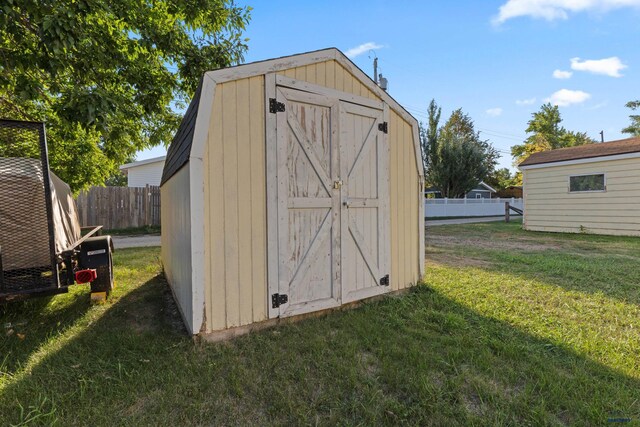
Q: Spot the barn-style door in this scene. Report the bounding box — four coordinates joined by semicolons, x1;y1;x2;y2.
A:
339;101;390;303
273;86;341;317
267;76;389;318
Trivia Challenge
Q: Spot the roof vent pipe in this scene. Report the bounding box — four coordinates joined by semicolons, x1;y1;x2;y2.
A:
378;74;388;91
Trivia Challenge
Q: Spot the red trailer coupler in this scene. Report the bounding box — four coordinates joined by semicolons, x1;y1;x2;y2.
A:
75;269;97;284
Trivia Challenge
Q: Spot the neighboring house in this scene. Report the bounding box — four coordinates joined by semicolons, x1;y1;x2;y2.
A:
119;156;166;187
468;181;497;198
519;136;640;236
424;181;497;199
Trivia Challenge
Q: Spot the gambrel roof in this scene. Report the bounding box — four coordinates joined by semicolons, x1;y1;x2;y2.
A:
161;48;422;185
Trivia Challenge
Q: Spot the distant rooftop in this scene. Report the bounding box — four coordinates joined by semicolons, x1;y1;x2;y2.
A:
120;155;166;170
519;137;640;167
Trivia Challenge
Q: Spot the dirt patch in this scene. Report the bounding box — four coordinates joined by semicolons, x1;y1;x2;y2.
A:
120;388;162;417
116;275;185;335
121;300;158;334
427;233;561;252
563;250;640;262
461;390;485;416
359;351;379;379
430;372;445;388
555;410;574;426
501;381;525;399
161;279;188;335
427;252;494;269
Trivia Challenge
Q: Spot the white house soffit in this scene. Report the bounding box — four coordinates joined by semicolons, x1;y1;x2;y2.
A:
120;155;166;170
478;181;497;192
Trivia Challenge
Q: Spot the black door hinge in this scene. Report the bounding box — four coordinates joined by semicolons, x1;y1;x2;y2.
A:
378;122;388;134
271;293;288;308
269;98;285;113
380;274;389;286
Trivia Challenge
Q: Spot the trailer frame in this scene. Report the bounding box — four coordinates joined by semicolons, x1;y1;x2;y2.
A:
0;119;114;303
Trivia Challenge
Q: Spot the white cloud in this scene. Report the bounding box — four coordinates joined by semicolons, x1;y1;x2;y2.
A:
570;56;627;77
545;89;591;106
486;108;503;117
553;69;573;79
493;0;640;24
344;42;383;58
516;97;536;105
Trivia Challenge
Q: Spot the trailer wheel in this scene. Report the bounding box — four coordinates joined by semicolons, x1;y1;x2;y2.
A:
91;247;113;295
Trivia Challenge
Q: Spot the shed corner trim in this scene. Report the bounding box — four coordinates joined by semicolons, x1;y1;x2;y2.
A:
187;74;217;332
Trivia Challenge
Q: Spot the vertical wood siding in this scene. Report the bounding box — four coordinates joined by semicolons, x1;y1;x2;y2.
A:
204;60;421;331
160;166;193;332
388;111;420;290
205;76;267;331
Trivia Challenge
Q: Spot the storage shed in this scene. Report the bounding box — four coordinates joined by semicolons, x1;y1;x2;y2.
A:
160;48;424;336
520;136;640;236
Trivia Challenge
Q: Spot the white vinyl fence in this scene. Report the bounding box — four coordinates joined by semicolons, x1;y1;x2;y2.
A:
425;198;523;218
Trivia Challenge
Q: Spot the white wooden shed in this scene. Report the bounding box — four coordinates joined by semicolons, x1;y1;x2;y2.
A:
160;48;425;337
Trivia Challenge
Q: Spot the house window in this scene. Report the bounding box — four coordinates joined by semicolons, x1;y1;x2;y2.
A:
569;173;606;192
475;193;482;199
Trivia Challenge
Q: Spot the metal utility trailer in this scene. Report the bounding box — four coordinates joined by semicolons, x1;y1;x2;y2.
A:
0;119;114;303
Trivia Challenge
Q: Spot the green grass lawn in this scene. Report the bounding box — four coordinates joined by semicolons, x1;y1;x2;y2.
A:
1;222;639;425
102;225;161;236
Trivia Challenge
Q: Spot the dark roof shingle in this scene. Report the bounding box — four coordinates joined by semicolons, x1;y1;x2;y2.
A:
160;79;203;186
519;136;640;167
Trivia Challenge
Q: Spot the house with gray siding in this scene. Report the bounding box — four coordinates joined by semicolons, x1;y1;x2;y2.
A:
425;181;497;199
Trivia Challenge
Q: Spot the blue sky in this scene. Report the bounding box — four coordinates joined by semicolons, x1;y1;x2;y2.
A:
139;0;640;171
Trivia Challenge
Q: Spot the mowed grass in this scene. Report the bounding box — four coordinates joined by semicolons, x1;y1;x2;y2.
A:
0;223;639;425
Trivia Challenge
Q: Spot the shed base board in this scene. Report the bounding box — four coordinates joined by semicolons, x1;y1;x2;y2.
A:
197;286;413;343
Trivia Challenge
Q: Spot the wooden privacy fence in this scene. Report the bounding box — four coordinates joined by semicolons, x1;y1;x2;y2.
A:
76;185;161;230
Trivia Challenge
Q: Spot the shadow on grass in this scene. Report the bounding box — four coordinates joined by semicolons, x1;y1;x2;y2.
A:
1;279;639;425
1;289;91;374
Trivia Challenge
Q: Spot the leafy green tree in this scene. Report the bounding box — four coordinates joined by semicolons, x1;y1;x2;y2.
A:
429;133;491;198
422;103;498;198
622;100;640;136
104;171;128;187
0;0;251;191
485;167;516;191
511;103;594;165
512;171;523;187
441;109;499;173
104;156;133;187
419;99;441;172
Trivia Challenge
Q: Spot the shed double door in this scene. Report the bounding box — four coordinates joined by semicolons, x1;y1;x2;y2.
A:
270;79;390;318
